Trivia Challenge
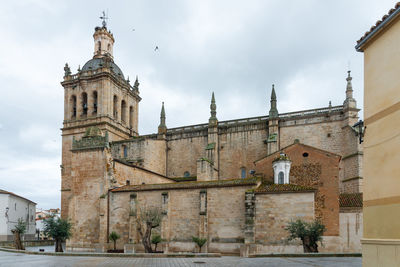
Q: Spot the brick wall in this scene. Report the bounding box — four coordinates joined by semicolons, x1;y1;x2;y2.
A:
254;143;340;236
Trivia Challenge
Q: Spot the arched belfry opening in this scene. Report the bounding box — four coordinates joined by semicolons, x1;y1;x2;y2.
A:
70;95;77;119
82;92;88;117
121;100;127;123
113;95;118;119
92;91;98;115
129;106;133;128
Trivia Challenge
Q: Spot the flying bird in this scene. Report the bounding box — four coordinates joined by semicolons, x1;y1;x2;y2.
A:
154;46;159;51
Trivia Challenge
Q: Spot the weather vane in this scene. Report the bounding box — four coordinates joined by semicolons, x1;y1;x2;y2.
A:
100;10;108;27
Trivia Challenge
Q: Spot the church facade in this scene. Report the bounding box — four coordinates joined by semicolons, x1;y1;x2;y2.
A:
60;24;363;255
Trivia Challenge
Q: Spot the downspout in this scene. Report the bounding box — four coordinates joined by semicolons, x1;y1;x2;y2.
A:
107;189;110;243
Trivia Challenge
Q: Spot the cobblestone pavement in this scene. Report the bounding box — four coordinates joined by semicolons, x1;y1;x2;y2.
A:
0;251;361;267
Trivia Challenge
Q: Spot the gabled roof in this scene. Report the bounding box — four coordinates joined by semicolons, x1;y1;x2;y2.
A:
0;189;36;204
339;193;363;207
356;2;400;52
254;142;341;164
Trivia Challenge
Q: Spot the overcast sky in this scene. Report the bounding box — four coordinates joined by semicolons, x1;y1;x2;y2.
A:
0;0;396;210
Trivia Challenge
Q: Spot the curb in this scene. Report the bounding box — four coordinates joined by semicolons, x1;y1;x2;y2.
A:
0;247;221;258
249;253;362;258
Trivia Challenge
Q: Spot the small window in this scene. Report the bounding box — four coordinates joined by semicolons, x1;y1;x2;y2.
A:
302;152;309;158
14;203;17;210
184;171;190;177
278;172;284;184
241;167;246;179
122;145;128;158
162;194;168;204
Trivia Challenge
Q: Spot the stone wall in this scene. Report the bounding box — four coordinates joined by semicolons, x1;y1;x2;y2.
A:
111;138;167;175
218;126;268;179
109;184;254;254
166;136;208;178
253;192;314;253
66;148;109;251
113;160;172;186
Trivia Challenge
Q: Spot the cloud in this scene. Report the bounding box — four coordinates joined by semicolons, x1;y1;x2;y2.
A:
0;0;397;209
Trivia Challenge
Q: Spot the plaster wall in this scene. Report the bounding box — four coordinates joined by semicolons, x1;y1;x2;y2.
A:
0;194;36;241
361;14;400;267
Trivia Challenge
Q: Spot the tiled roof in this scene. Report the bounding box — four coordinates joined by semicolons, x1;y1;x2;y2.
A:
0;189;36;204
112;177;259;192
254;183;316;194
339;193;363;207
170;177;197;182
356;2;400;49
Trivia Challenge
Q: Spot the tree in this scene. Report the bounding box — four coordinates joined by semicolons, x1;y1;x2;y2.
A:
285;219;326;253
12;218;26;250
135;207;162;253
43;216;72;252
192;236;207;253
151;234;163;252
109;231;120;251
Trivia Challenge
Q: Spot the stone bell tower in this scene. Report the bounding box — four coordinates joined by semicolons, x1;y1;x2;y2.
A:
60;17;141;250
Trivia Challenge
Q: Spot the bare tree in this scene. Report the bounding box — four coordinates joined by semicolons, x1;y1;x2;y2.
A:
135;207;162;253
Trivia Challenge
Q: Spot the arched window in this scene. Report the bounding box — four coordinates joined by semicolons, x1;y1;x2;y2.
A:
278;171;284;184
122;145;128;158
184;171;190;177
113;95;118;119
107;43;111;52
97;41;101;52
82;92;88;116
71;95;77;119
241;167;246;179
129;106;133;128
93;91;98;115
121;100;127;123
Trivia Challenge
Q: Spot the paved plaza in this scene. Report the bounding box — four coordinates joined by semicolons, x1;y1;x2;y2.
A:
0;250;361;267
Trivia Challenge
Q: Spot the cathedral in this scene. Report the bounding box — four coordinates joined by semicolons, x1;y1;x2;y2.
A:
60;23;363;255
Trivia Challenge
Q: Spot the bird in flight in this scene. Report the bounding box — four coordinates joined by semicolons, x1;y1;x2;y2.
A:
154;46;159;51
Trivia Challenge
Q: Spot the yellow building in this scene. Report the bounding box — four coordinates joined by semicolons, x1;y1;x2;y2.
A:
356;3;400;266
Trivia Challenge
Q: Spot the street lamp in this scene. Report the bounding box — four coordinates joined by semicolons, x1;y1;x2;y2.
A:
353;120;366;144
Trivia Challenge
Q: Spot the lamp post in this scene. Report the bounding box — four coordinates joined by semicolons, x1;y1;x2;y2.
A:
353;120;366;144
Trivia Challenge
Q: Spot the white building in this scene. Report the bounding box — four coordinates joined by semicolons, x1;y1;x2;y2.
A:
0;189;36;241
36;208;60;240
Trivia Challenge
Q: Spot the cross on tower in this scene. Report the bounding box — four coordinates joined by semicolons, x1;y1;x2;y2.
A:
99;11;108;28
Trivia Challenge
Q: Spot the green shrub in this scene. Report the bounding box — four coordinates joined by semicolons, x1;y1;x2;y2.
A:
285;219;325;253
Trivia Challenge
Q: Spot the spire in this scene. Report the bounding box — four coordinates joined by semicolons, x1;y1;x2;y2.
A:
209;92;218;126
269;84;278;119
158;102;167;135
343;70;357;108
